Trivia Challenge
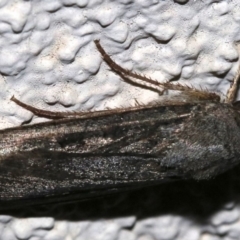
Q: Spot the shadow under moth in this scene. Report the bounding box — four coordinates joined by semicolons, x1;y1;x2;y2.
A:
1;40;240;208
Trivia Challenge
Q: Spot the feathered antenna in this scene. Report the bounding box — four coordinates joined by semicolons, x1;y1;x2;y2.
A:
94;39;221;102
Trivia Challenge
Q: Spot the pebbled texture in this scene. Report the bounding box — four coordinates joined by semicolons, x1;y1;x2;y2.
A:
1;0;240;128
1;0;240;240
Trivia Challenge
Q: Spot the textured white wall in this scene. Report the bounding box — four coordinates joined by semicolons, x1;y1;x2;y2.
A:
1;0;240;239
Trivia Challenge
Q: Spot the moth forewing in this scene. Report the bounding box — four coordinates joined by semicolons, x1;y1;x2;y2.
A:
1;101;240;205
1;40;240;206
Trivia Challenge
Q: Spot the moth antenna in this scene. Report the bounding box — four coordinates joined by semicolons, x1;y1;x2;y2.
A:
95;40;221;102
94;40;165;89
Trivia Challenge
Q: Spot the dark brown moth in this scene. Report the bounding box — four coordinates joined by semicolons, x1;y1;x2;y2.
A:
1;40;240;208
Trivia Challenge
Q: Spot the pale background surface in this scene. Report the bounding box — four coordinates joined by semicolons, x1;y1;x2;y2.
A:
1;0;240;239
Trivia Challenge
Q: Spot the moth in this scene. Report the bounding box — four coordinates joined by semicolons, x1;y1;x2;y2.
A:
1;40;240;208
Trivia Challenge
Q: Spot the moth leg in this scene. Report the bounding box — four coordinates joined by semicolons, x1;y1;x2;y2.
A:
11;95;167;120
10;96;77;119
225;62;240;104
109;64;165;95
11;95;125;119
11;95;127;120
94;40;220;102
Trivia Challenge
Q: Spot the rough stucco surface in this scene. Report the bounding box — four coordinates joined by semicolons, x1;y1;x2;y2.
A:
1;0;240;239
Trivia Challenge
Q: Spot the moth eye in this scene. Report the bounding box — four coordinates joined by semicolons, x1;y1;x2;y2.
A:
233;101;240;109
169;176;182;180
